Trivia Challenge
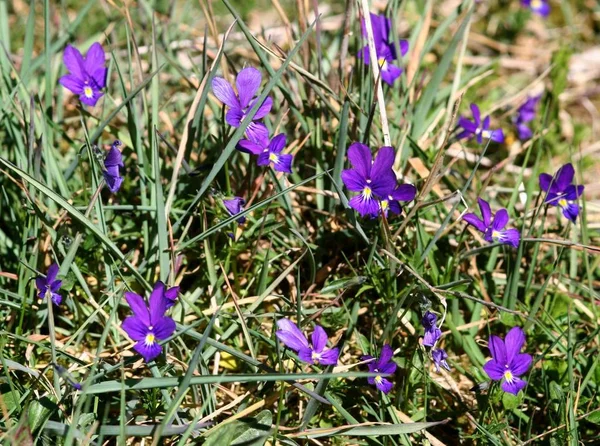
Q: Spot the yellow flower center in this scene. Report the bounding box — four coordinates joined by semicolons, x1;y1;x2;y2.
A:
504;370;514;382
311;351;320;364
378;58;388;70
374;375;382;384
558;198;568;208
381;200;389;211
269;153;278;163
363;186;372;199
492;230;500;239
531;0;542;9
145;333;156;346
84;86;94;98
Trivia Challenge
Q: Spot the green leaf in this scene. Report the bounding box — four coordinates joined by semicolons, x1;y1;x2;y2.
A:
290;419;448;439
502;391;521;410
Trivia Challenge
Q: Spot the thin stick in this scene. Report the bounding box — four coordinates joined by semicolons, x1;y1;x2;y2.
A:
359;0;391;146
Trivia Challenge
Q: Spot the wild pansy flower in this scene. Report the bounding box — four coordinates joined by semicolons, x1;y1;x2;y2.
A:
223;197;247;224
379;183;417;218
361;344;396;394
432;348;451;373
103;140;124;193
358;13;409;85
211;67;272;142
121;281;176;363
514;95;541;140
36;263;62;306
237;133;293;174
421;311;442;347
521;0;550;17
483;326;532;395
59;43;107;106
457;104;505;144
275;319;339;366
539;163;584;223
341;143;397;217
164;285;180;309
463;198;520;248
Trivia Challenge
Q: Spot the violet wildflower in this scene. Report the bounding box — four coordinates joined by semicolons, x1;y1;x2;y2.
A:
238;133;293;174
457;104;505;144
483;326;532;395
59;43;107;106
422;311;442;347
463;198;520;248
379;183;417;218
164;286;180;309
432;348;451;373
539;163;584;223
341;143;397;217
121;281;176;363
275;319;339;366
358;13;409;85
103;140;124;193
362;344;396;394
211;67;272;141
35;263;62;306
223;197;247;224
514;95;541;140
521;0;550;17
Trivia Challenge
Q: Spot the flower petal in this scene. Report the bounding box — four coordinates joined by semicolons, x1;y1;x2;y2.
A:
504;326;526;364
149;281;167;325
371;146;395;179
563;184;584;201
501;377;527;395
463;213;486;233
249;96;273;120
297;347;314;364
246;122;270;143
539;173;553;192
311;325;328;353
341;169;367;192
104;146;124;167
122;316;148;341
84;42;106;75
212;77;240;108
125;291;150;325
46;263;59;283
59;74;84;94
349;194;379;217
318;348;339;365
377;344;394;366
63;45;86;79
492;208;509;231
510;353;532;377
91;67;108;89
477;198;492;227
153;316;176;340
561;202;579;222
276;319;309;351
470;103;481;126
236;67;262;109
380;63;402;85
347;142;372;178
391;184;416;202
237;139;265;155
225;108;243;127
134;340;162;363
376;377;394;394
482;359;504;381
274;154;293;174
488;335;507;364
555;163;574;191
268;134;287;154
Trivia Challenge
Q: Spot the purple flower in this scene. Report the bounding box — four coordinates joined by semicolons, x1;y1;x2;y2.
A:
539;163;584;223
521;0;550;17
211;67;272;142
483;326;532;395
362;344;396;394
238;133;293;174
223;197;247;224
275;319;339;366
103;140;124;193
35;263;62;306
514;95;541;140
432;348;451;373
59;43;107;106
457;104;505;144
463;198;520;248
164;285;180;309
341;143;397;217
379;183;417;218
358;13;409;85
121;281;176;363
421;311;442;347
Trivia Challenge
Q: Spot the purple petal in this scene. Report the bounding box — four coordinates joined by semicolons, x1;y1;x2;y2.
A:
35;277;47;296
276;319;309;351
236;67;262;109
376;377;394;394
399;39;409;56
510;353;532;377
134;340;163;363
297;347;314;364
125;292;150;325
492;209;509;231
470;104;481;126
104;147;124;167
504;326;526;364
152;316;176;340
498;228;520;247
371;146;395;180
91;67;108;90
501;377;527;395
477;198;492;227
347;142;372;178
104;171;123;193
246;122;270;143
274;154;293;174
79;91;102;106
488;335;507;364
463;213;486;233
268;134;287;154
391;184;416;202
555;163;574;191
237;139;265;155
378;344;394;366
63;45;85;79
50;280;62;292
164;286;179;308
318;348;339;365
423;327;441;347
257;152;270;166
59;74;84;94
516;123;533;140
249;96;273;120
311;325;328;353
539;173;553;192
483;359;505;381
380;63;402;85
349;194;380;217
223;197;245;216
563;184;584;201
84;43;106;74
561;202;579;222
225;108;243;127
489;129;505;143
212;77;240;108
122;316;148;341
148;281;167;325
378;361;397;375
341;169;367;192
51;293;62;306
457;117;477;135
46;263;59;283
